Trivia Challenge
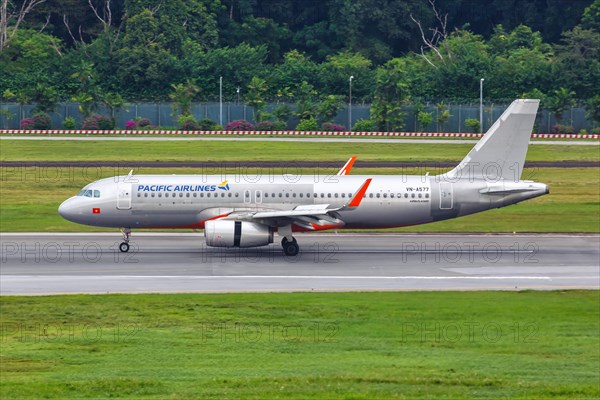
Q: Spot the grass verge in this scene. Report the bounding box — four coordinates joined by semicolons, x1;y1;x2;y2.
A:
1;291;598;399
1;167;598;232
1;139;599;162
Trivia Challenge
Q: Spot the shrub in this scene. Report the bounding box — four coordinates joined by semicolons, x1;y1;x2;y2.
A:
63;117;76;130
321;122;346;131
83;115;114;130
181;119;199;131
20;118;35;130
32;113;52;130
295;117;318;131
137;118;151;128
225;120;254;131
464;118;481;133
197;118;217;130
590;127;600;135
125;121;137;129
579;129;588;135
352;118;377;132
551;124;575;134
254;121;276;131
178;115;198;131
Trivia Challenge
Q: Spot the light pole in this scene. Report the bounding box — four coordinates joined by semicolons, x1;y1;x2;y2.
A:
219;76;223;126
479;78;485;133
236;87;240;104
348;76;354;130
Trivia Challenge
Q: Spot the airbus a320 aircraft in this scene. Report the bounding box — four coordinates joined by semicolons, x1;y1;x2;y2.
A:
59;99;549;256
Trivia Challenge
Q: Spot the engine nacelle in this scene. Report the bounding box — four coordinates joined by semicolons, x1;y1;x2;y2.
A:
204;220;273;248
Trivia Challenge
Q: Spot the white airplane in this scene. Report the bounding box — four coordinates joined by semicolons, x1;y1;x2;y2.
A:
59;99;549;256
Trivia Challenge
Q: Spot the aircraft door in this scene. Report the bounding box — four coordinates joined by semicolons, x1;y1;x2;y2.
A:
117;183;132;210
439;182;453;210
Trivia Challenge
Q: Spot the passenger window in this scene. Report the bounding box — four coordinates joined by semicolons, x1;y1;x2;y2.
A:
341;193;346;198
200;193;204;198
207;193;211;198
404;193;408;198
299;193;303;198
411;193;415;198
418;193;422;198
158;193;162;198
179;193;183;197
383;193;387;198
320;193;324;198
293;193;296;198
369;193;373;198
327;193;332;198
193;193;197;197
186;193;190;197
334;193;338;198
137;193;141;197
376;193;380;198
228;193;232;197
390;193;394;198
144;193;148;197
286;193;289;198
151;193;155;197
425;193;430;198
279;193;282;198
221;193;225;197
235;193;239;197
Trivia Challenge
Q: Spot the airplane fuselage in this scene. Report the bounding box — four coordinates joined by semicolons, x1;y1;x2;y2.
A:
59;174;548;231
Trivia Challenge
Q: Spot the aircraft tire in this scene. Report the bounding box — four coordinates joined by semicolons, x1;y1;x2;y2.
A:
119;242;130;253
283;240;299;257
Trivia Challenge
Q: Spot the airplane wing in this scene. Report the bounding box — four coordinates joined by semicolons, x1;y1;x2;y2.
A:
221;178;372;230
336;156;357;175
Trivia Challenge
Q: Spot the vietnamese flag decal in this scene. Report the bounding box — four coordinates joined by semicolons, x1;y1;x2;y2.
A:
92;208;101;214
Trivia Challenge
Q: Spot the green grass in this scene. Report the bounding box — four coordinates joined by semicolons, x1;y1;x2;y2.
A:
0;167;598;232
1;139;599;162
1;291;598;399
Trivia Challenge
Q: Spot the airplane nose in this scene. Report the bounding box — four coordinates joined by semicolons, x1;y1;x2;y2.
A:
58;198;76;222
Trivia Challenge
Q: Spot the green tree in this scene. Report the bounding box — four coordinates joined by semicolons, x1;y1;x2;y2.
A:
371;59;411;131
585;96;600;126
436;103;451;131
184;43;268;101
547;88;576;124
115;9;179;100
169;80;200;117
321;51;374;101
294;81;319;121
245;77;268;122
317;95;344;123
554;26;600;99
582;0;600;32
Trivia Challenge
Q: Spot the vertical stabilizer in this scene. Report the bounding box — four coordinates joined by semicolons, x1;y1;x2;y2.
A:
445;99;539;182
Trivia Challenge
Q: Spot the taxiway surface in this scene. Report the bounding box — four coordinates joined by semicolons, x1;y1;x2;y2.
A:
1;233;598;295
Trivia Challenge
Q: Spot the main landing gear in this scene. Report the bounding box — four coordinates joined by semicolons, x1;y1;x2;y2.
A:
281;237;299;257
119;228;131;252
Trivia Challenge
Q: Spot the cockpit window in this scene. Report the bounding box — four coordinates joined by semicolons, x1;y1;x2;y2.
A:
77;189;99;198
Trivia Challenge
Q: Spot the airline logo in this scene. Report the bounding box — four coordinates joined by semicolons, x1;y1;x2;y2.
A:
218;180;230;191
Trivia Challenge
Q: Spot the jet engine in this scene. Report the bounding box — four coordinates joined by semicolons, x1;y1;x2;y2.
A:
204;220;273;248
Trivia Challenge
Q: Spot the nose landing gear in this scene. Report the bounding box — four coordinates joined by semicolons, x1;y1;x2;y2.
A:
119;228;131;252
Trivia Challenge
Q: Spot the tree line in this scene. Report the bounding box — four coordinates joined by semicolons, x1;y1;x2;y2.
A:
1;0;599;131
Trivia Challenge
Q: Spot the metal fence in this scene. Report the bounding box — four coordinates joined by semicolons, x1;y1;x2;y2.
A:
0;102;594;132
